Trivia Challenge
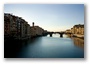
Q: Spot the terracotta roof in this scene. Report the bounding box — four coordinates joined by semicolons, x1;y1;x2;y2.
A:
74;24;84;28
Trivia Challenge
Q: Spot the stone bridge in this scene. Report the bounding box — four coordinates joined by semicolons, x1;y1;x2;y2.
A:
47;32;72;37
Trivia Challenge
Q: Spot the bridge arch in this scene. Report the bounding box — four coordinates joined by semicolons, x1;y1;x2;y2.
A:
47;32;72;37
48;32;65;37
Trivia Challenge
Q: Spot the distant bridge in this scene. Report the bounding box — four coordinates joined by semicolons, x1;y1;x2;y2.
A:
47;32;72;37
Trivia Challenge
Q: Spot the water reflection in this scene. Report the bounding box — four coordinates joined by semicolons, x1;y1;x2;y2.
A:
72;37;84;48
4;34;84;58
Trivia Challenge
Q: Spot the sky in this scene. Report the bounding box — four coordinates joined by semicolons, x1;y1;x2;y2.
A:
4;4;84;31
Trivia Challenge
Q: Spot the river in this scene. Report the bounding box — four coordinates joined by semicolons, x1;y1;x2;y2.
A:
4;34;84;58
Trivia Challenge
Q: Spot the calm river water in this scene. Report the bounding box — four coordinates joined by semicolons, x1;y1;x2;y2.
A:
4;34;84;58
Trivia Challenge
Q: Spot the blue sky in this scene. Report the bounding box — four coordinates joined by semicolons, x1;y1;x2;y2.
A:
4;4;84;31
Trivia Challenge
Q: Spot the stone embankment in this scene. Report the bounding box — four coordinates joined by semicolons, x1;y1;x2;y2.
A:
72;34;84;39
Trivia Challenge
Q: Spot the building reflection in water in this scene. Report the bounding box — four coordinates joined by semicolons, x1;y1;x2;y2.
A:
72;37;84;48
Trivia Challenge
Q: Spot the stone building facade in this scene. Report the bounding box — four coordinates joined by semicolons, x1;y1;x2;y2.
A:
30;22;44;37
4;13;47;40
4;13;31;39
4;13;11;36
65;24;84;36
72;24;84;35
27;24;31;38
65;29;71;33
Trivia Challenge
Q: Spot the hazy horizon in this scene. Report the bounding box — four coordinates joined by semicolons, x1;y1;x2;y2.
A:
4;4;84;32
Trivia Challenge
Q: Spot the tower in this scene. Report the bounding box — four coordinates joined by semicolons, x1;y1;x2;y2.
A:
32;22;34;27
